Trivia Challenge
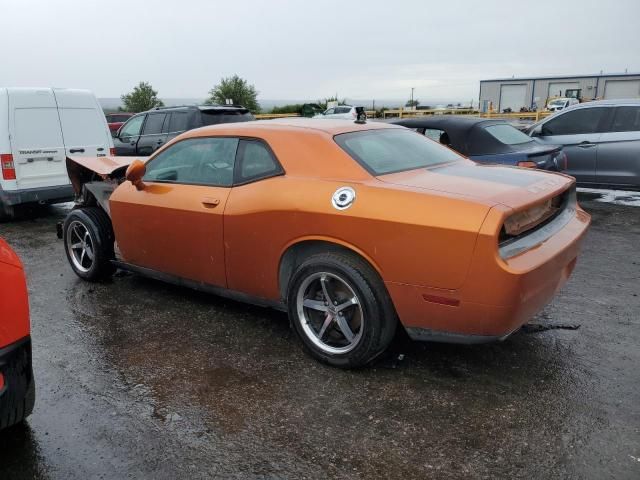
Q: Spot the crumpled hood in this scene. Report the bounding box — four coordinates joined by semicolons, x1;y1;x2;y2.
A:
378;160;573;210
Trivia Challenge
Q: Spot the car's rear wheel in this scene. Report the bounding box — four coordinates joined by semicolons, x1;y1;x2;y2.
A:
287;252;397;368
63;207;115;281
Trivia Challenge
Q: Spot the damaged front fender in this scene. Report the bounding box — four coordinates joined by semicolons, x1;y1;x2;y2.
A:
66;155;147;216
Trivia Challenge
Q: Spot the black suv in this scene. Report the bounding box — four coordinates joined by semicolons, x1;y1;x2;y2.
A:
113;105;254;156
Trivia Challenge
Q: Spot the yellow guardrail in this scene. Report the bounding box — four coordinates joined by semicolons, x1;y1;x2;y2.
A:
380;108;553;121
254;110;553;121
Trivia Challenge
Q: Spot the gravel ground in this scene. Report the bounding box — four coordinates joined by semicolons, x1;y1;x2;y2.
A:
0;190;638;479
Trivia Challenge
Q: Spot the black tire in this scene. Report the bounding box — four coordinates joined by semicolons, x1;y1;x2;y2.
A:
0;344;35;430
287;252;397;368
63;207;115;281
0;201;14;222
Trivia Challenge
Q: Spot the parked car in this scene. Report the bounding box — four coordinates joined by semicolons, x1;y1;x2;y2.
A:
526;99;640;189
314;105;361;119
105;112;134;137
0;88;114;220
546;97;580;112
61;119;589;368
113;105;254;156
393;117;567;171
0;237;34;430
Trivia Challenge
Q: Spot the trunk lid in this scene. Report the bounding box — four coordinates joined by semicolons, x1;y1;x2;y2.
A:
378;160;573;210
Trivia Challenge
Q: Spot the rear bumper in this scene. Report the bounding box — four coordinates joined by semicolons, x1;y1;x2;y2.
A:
388;207;591;342
0;336;34;430
0;184;74;206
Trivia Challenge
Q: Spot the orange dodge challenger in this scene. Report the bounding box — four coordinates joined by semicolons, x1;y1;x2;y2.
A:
61;118;590;367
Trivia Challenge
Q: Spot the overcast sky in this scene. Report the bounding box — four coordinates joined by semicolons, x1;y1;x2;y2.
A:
1;0;639;102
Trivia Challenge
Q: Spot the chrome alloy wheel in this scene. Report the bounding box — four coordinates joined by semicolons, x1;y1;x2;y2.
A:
66;220;95;273
296;272;364;354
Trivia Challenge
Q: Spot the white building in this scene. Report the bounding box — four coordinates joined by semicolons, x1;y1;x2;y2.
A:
479;72;640;112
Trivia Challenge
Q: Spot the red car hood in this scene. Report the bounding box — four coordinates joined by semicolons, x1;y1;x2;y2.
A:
378;161;573;210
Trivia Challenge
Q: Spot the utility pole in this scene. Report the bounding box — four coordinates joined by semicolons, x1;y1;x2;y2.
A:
410;88;414;108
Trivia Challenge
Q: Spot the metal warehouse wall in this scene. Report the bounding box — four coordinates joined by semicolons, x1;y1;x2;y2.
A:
479;74;640;111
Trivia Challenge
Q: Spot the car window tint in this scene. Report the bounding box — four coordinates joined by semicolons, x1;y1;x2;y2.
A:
542;108;608;135
324;109;335;115
335;107;350;114
610;106;640;132
168;112;189;132
335;129;462;176
143;137;239;187
110;114;131;123
120;115;145;137
142;113;167;135
200;109;254;126
484;124;533;145
237;140;282;182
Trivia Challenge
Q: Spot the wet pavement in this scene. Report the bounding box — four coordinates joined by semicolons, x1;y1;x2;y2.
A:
0;192;639;479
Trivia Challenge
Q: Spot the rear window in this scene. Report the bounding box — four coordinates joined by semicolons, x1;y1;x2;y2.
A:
334;129;462;176
58;108;108;146
107;114;132;123
13;108;64;149
200;109;254;126
484;124;533;145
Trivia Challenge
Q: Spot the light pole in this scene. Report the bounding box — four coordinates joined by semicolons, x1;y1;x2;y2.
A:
410;88;414;109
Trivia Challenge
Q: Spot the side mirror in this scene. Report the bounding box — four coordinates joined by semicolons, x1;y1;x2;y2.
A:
125;159;147;191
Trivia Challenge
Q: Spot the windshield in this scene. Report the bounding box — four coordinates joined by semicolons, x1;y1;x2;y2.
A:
484;124;534;145
549;99;566;107
334;129;462;175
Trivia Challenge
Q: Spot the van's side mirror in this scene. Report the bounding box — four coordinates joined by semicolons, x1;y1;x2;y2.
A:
126;159;147;190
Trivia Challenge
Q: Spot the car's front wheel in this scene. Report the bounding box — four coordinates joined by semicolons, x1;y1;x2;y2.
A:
287;252;397;368
63;207;115;281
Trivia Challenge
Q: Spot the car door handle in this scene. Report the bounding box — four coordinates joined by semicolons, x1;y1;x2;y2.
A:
202;197;220;208
156;139;163;145
69;148;85;153
578;141;596;148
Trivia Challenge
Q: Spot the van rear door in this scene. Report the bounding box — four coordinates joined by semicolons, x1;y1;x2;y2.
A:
53;89;113;159
8;88;68;190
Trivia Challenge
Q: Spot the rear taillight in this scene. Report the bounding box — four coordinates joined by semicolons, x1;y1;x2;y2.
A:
517;160;537;168
1;153;16;180
109;147;116;157
352;110;357;118
0;371;4;391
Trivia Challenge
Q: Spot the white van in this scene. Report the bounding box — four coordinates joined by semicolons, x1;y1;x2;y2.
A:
0;87;114;219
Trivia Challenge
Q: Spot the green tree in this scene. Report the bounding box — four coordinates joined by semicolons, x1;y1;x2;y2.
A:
206;75;260;112
121;82;164;112
405;99;420;108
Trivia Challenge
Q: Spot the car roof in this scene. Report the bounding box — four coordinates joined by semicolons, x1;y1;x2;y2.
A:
145;104;250;113
569;98;640;108
183;118;400;137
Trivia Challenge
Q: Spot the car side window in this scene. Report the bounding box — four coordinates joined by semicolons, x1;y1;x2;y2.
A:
143;137;239;187
541;108;608;135
142;113;167;135
120;115;145;137
235;139;283;183
168;112;189;133
610;106;640;132
423;128;445;142
324;108;335;115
